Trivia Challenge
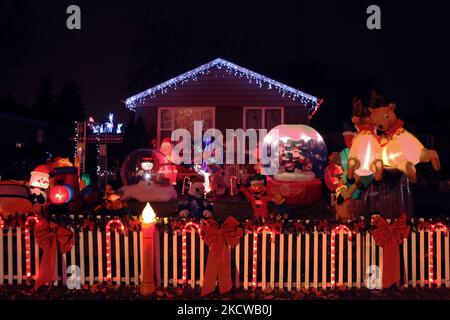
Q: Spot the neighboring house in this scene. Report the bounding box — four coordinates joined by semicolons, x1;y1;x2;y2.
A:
0;112;72;178
125;58;322;147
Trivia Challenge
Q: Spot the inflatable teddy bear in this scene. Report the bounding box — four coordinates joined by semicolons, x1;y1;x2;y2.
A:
369;103;440;183
177;179;213;219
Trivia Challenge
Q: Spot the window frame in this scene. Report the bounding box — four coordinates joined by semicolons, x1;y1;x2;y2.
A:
157;106;216;147
242;106;284;130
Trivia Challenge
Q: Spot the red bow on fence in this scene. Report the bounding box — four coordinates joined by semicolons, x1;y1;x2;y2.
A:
201;216;243;296
34;219;74;289
372;214;410;288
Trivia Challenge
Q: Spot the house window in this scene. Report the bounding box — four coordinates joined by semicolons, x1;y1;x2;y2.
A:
243;107;283;130
157;107;215;145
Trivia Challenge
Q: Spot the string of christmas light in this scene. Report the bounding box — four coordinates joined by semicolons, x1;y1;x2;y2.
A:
24;215;39;278
181;222;202;285
105;219;125;283
252;226;276;289
428;223;448;286
125;58;321;114
73;121;79;164
330;225;352;288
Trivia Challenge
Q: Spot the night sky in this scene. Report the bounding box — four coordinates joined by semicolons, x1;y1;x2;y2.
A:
3;0;450;126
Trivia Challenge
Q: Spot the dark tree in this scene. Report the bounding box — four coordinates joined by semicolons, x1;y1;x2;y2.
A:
57;80;85;124
123;116;149;150
32;76;57;122
0;0;34;93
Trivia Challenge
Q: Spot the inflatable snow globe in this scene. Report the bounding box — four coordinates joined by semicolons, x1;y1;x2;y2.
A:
263;125;327;205
118;149;177;202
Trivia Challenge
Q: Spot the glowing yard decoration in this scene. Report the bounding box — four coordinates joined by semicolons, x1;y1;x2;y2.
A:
105;219;125;282
90;113;124;135
381;133;424;168
49;185;74;204
194;164;211;195
125;58;322;118
141;202;157;295
24;215;39;278
251;226;277;288
181;222;202;285
264;124;328;179
428;223;449;286
348;131;381;177
330;225;352;288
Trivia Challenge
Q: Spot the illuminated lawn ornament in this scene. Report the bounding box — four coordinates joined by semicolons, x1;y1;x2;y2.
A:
180;222;202;285
24;215;39;278
105;219;125;283
330;225;352;288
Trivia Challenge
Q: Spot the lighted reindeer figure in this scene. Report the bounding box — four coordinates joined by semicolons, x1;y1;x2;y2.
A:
369;103;441;183
346;98;384;189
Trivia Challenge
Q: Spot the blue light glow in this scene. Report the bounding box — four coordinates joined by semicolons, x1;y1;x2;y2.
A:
124;58;321;116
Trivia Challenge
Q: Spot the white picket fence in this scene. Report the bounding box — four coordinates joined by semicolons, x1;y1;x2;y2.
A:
1;216;449;290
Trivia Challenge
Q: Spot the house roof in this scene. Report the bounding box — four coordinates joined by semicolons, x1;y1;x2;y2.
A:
125;58;323;119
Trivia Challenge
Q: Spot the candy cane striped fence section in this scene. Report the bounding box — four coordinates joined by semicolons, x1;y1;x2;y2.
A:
0;217;449;290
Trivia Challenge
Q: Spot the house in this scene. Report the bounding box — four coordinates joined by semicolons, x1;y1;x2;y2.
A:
0;111;72;179
125;58;322;147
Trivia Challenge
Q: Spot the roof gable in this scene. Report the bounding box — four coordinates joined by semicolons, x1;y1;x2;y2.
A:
125;58;322;118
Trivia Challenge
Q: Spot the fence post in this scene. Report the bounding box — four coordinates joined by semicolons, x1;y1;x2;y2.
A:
235;243;240;289
16;227;22;285
296;234;301;290
313;230;318;289
8;228;13;285
243;232;249;290
261;230;267;290
124;232;130;285
88;230;94;285
419;220;425;287
445;232;450;287
322;232;327;289
164;231;169;288
305;232;310;289
287;233;293;292
356;233;361;288
278;233;284;289
403;238;408;287
172;232;177;287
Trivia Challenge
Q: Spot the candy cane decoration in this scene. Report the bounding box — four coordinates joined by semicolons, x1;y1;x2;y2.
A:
181;177;190;195
252;226;276;289
229;176;237;196
24;215;39;278
330;225;352;288
106;219;125;282
428;223;448;286
181;222;201;285
0;216;4;229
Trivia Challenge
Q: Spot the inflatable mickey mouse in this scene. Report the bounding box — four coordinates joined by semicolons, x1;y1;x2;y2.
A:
177;178;213;219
